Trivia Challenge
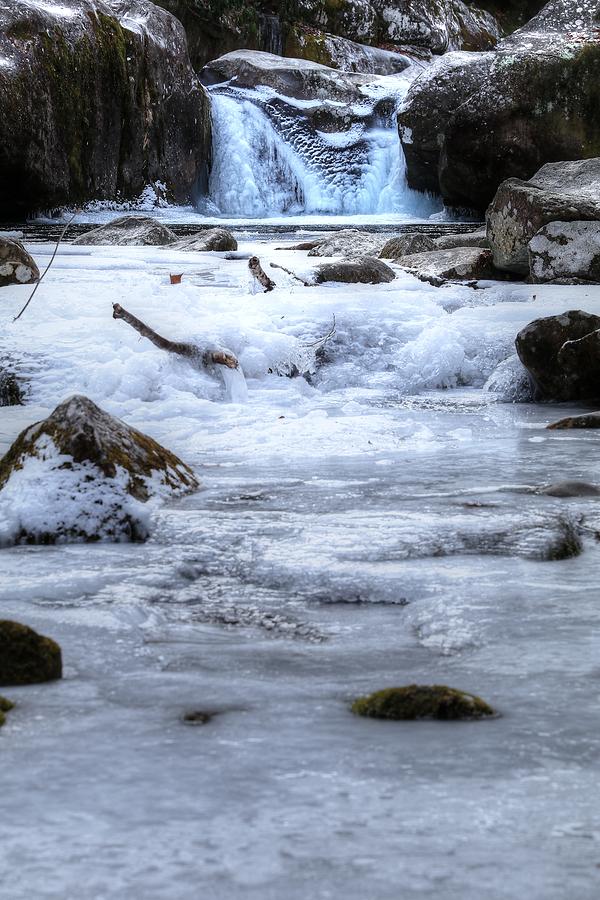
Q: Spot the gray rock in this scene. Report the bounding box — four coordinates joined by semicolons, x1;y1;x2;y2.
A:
313;257;396;284
0;395;199;544
0;0;210;218
172;229;238;252
73;216;178;247
529;221;600;284
539;481;600;497
0;238;39;287
379;233;436;259
398;0;600;210
487;159;600;275
308;230;388;258
434;227;489;250
515;310;600;402
396;247;500;284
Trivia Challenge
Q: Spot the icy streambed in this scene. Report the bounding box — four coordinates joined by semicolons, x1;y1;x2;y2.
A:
1;239;600;899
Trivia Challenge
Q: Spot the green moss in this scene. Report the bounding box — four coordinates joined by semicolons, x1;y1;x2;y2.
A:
351;685;495;720
0;621;62;687
0;695;14;727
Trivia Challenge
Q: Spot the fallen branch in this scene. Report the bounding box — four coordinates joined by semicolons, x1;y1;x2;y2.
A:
112;303;238;369
249;256;276;292
13;211;78;322
270;262;311;286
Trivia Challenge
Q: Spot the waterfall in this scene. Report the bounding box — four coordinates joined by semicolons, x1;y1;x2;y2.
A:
205;69;440;219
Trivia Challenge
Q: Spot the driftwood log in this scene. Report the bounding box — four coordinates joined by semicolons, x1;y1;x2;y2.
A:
112;303;238;369
249;256;276;292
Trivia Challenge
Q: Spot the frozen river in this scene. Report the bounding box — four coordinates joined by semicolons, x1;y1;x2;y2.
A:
1;234;600;899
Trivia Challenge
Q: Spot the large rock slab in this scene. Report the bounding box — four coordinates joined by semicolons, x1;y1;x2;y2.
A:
312;257;395;284
0;395;199;544
0;0;211;218
398;0;600;210
0;621;62;686
0;238;39;287
307;230;388;258
487;160;600;274
73;216;177;247
529;221;600;284
515;310;600;401
172;228;238;252
396;247;500;284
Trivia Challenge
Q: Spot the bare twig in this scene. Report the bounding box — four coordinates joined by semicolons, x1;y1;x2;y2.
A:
112;303;239;369
13;212;78;322
249;256;276;292
270;262;311;286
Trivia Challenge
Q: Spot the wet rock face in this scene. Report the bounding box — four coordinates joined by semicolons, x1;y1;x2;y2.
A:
515;310;600;402
487;160;600;275
0;620;62;686
0;239;39;287
529;221;600;284
0;0;211;218
351;684;495;720
0;395;199;544
313;257;396;284
398;0;600;210
73;216;178;247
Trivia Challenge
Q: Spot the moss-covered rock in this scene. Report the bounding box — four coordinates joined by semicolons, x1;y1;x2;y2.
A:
0;394;199;544
0;0;211;218
0;695;15;727
351;684;495;720
0;621;62;686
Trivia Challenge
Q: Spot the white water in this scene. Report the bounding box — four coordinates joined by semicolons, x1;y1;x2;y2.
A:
206;78;440;219
1;238;600;899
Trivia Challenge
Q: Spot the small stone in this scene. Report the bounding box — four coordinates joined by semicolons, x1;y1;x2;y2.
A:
182;710;213;726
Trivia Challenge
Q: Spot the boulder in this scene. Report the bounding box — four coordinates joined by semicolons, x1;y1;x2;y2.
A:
172;228;238;252
0;395;199;544
528;221;600;284
0;695;15;727
0;620;62;686
515;310;600;401
73;216;178;247
313;257;396;284
434;227;489;250
548;413;600;430
396;247;501;284
379;233;436;259
0;0;211;218
398;0;600;210
307;230;388;258
0;238;39;287
487;160;600;274
0;370;24;407
351;685;495;720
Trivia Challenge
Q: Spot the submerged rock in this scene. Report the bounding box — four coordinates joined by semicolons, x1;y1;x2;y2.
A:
398;0;600;210
0;238;39;287
0;620;62;686
313;257;396;284
0;695;15;727
539;481;600;496
73;216;177;247
0;0;211;218
396;247;500;284
487;160;600;275
515;310;600;402
529;221;600;284
547;413;600;430
0;395;199;544
379;233;436;259
307;230;388;259
172;228;238;252
351;685;495;720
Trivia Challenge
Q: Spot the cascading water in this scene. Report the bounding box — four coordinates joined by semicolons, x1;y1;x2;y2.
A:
205;63;440;219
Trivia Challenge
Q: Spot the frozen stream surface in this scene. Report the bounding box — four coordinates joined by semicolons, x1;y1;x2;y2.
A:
1;235;600;899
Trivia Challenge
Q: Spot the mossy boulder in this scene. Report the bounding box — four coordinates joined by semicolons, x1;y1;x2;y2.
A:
0;0;211;218
352;684;495;720
0;621;62;686
0;394;199;544
0;695;15;726
398;0;600;210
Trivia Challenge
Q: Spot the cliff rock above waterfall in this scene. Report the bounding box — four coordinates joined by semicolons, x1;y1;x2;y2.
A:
398;0;600;211
0;0;211;218
155;1;503;72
